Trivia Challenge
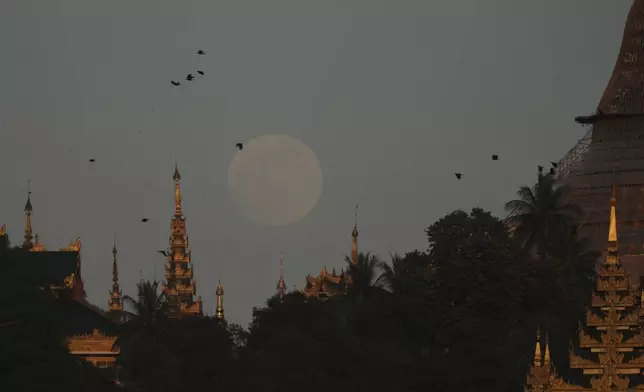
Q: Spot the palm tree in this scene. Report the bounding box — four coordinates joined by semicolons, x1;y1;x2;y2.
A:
344;252;388;299
123;280;168;324
548;227;599;306
505;172;582;262
117;280;174;390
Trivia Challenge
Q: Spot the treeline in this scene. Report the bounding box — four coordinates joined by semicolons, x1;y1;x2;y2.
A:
0;173;598;392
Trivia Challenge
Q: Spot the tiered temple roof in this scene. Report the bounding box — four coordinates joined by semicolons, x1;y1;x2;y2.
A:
0;192;120;368
525;185;644;391
162;165;203;317
302;207;358;299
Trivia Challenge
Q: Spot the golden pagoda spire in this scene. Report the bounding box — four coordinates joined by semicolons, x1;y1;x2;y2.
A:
164;163;202;317
276;253;287;301
215;280;224;321
533;326;542;367
108;234;123;312
351;204;359;265
607;181;620;266
543;333;551;366
173;163;182;216
23;181;33;249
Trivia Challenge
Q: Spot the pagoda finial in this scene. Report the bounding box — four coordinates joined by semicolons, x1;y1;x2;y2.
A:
351;204;359;265
22;181;33;249
607;178;620;266
543;333;551;366
108;234;123;312
173;164;182;216
215;280;224;321
533;326;542;367
277;253;287;301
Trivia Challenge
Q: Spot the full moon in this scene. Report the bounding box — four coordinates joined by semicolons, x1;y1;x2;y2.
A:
227;134;323;227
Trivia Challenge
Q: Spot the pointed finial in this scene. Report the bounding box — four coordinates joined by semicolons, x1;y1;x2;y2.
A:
533;326;542;367
544;333;551;365
112;232;117;256
24;181;33;212
277;253;287;300
173;162;181;181
607;171;620;267
215;280;224;320
109;236;123;312
351;204;359;264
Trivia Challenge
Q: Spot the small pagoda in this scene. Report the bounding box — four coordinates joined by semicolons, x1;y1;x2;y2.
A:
525;185;644;391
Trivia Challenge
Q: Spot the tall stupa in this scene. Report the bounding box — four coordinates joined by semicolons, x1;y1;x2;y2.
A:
558;0;644;276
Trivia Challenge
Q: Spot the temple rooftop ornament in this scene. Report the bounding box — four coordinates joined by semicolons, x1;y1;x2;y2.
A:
524;176;644;391
276;253;287;301
22;181;33;249
215;280;224;321
108;236;123;313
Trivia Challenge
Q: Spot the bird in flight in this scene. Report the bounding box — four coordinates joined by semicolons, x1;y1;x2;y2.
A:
454;173;463;180
171;81;180;86
197;70;204;75
141;218;149;223
197;50;206;55
492;154;498;161
236;143;244;151
89;158;95;163
186;74;195;81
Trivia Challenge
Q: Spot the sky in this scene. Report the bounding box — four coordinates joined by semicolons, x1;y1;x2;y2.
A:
0;0;633;326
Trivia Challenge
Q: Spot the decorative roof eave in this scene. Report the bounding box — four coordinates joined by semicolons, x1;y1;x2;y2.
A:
61;237;81;252
29;234;46;252
0;224;5;236
591;291;636;308
569;352;600;369
586;308;639;327
548;375;587;391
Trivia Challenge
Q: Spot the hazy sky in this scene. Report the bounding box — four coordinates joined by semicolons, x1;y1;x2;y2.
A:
0;1;632;325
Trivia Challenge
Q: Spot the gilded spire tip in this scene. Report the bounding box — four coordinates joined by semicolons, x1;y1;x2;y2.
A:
173;163;181;181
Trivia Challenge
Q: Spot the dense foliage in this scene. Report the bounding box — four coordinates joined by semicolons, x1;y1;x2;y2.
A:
1;172;600;391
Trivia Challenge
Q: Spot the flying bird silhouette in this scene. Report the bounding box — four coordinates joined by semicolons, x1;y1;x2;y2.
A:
186;74;194;81
89;158;95;163
236;143;243;151
170;81;180;86
197;70;204;75
141;218;149;223
197;50;206;55
454;173;463;180
492;154;498;161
